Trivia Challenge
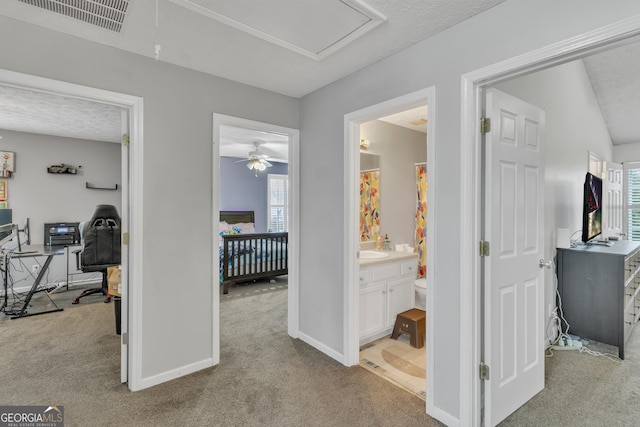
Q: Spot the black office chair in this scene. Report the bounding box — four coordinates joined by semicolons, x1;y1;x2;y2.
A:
72;204;121;304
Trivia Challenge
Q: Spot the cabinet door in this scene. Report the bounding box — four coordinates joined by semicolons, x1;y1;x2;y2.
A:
387;277;415;328
359;282;386;340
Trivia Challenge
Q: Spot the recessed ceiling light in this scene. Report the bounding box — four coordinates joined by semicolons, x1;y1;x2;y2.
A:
409;118;427;126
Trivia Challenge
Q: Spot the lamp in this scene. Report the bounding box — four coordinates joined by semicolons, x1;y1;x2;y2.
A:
360;138;371;149
247;159;267;176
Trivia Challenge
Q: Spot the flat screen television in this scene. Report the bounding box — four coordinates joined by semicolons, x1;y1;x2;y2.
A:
582;172;604;244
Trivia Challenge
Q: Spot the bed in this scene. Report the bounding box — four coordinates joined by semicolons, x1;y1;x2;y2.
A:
219;210;288;294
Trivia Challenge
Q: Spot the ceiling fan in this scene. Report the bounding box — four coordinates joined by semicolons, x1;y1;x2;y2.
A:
242;141;273;176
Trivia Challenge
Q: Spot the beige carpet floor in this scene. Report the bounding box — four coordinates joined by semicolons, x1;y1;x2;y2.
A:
360;335;427;401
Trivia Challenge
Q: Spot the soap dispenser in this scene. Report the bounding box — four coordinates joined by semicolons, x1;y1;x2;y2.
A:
376;235;383;250
383;234;391;250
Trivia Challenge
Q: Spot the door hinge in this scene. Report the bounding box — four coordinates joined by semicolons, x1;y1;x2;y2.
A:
122;133;130;147
479;240;490;257
480;117;491;134
122;332;128;345
123;232;129;245
480;363;490;380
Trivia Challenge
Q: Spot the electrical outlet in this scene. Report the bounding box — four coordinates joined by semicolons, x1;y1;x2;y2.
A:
32;264;40;274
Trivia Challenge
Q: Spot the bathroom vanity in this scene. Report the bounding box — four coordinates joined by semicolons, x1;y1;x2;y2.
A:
359;251;419;345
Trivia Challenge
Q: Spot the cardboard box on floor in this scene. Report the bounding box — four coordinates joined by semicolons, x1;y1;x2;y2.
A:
107;266;122;297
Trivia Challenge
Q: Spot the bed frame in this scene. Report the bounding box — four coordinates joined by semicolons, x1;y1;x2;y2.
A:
220;211;288;294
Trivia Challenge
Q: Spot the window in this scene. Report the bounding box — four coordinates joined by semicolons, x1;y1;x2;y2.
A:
268;174;288;232
626;161;640;240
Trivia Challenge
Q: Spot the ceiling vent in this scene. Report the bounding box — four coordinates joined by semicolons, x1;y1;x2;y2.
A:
17;0;130;32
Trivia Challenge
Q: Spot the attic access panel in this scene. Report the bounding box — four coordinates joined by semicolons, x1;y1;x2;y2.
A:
170;0;386;60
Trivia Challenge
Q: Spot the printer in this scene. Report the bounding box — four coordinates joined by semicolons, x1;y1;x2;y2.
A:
44;222;80;246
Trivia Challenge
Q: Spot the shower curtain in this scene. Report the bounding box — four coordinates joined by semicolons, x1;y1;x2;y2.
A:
415;164;427;278
360;170;380;242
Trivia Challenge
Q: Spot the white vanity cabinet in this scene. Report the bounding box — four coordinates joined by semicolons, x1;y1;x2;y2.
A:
359;256;417;345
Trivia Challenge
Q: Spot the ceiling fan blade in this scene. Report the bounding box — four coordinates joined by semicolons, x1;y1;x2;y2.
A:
261;159;273;167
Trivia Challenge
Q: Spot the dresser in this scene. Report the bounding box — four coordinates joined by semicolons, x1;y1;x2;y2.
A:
556;240;640;359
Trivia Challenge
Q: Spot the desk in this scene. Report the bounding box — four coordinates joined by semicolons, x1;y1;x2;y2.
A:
1;244;66;319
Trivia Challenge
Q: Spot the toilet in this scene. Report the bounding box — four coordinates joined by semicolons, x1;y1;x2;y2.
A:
414;278;427;310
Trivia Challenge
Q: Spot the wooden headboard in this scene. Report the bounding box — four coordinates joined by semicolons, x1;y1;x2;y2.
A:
220;211;255;224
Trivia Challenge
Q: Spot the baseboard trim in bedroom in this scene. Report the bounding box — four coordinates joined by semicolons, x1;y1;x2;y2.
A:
298;332;345;365
134;358;215;391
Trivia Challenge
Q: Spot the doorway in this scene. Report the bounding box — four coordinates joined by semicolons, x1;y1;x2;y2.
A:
344;87;436;410
0;68;142;389
461;19;640;427
212;114;300;363
357;107;428;400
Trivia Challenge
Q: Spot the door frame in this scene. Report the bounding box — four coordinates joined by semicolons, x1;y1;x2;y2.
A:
0;68;144;390
211;113;300;364
460;15;640;426
343;87;436;412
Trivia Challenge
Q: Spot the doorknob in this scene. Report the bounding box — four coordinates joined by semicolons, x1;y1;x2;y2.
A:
539;259;552;269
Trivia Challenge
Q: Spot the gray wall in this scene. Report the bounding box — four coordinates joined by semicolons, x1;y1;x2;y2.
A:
496;58;614;341
219;156;288;232
298;0;640;421
0;129;121;285
360;120;426;247
0;16;299;383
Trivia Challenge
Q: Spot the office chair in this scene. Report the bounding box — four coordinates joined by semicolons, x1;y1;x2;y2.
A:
72;204;121;304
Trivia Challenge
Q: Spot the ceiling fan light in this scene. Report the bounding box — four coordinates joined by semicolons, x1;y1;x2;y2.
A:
257;162;267;171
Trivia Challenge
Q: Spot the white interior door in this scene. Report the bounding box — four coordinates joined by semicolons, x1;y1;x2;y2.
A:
120;109;129;383
483;88;546;426
603;161;624;240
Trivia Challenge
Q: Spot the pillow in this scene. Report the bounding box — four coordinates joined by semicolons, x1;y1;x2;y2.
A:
234;222;256;234
219;221;230;235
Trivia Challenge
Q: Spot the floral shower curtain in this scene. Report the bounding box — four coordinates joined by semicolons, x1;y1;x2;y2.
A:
415;164;427;278
360;170;380;242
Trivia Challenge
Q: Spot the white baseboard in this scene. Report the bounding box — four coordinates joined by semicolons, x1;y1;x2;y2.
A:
429;406;460;427
131;358;215;391
298;331;345;365
0;277;102;295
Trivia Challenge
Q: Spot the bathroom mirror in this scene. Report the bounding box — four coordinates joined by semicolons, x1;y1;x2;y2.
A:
360;152;380;171
360;152;381;242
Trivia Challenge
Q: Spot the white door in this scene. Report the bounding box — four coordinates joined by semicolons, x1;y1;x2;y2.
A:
120;109;129;383
603;161;624;240
483;88;546;426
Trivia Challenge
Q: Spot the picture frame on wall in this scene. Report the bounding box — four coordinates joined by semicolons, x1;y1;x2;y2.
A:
0;180;6;200
0;151;15;178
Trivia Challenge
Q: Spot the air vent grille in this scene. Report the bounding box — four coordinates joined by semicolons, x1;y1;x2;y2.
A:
18;0;130;32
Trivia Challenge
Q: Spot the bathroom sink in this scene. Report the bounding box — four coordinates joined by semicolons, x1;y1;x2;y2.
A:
359;250;389;259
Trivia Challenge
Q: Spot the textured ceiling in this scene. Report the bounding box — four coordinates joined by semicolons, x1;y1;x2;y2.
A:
0;0;506;98
0;85;124;143
583;39;640;145
0;1;638;147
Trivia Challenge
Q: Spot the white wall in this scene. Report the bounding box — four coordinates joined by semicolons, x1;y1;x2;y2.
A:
360;120;426;247
495;59;614;343
298;1;640;422
0;16;299;386
614;142;640;162
0;129;121;286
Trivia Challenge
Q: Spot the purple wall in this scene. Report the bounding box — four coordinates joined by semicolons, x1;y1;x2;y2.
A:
219;157;288;232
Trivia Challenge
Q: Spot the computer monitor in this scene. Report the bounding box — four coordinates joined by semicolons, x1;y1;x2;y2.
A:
0;209;11;241
21;217;30;246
